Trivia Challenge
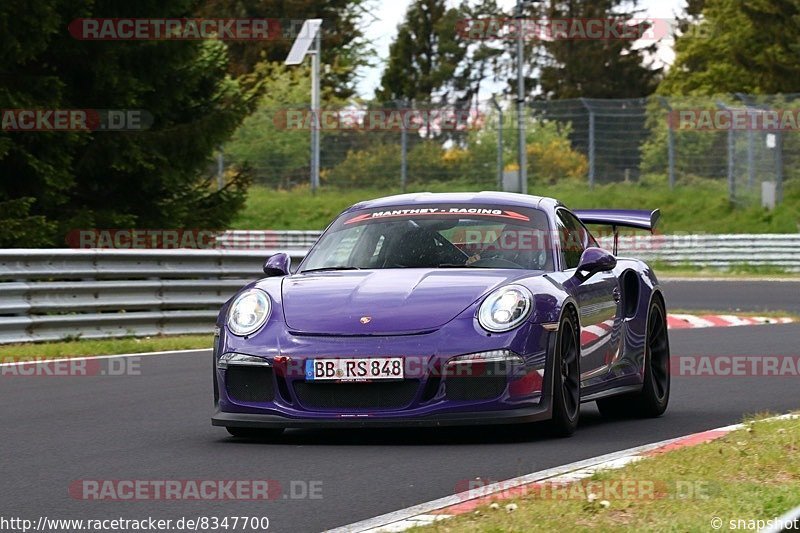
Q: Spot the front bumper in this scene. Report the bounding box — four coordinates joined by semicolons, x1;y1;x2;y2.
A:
212;403;552;429
212;316;557;429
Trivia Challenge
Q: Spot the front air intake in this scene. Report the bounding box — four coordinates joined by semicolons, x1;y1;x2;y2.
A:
225;366;275;403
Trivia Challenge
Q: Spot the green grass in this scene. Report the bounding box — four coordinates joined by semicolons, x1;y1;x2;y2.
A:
232;179;800;234
653;262;800;278
0;334;212;362
412;414;800;533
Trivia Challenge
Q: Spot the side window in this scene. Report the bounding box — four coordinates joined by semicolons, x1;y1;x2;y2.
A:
556;210;587;269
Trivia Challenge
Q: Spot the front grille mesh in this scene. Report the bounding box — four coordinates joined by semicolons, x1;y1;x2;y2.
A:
445;376;507;401
445;362;509;401
294;380;419;410
226;366;275;403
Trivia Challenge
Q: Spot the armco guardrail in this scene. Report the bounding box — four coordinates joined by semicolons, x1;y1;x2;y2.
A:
0;249;307;344
597;234;800;269
1;233;797;344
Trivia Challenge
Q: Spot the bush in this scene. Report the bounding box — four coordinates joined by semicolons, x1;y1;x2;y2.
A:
527;136;588;184
322;113;589;188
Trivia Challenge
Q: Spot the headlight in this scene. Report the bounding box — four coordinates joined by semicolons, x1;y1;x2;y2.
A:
227;289;271;336
478;285;533;332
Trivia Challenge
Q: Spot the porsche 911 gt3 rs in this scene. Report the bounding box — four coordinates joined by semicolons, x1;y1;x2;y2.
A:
212;192;670;439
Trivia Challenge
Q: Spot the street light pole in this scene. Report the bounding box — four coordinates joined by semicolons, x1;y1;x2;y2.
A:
284;19;323;194
515;0;528;195
310;29;321;195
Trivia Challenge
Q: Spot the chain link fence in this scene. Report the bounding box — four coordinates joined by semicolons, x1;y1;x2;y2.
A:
222;94;800;206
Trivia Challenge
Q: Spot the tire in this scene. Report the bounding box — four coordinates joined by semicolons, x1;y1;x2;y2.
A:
225;427;285;440
596;298;670;418
543;309;581;437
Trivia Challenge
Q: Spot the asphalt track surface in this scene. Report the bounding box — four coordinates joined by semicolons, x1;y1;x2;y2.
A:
661;278;800;314
1;280;799;533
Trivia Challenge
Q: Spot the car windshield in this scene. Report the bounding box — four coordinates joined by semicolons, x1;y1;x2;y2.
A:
300;204;554;272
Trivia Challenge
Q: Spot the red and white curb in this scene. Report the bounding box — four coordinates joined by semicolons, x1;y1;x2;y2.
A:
328;414;798;533
578;313;792;346
667;313;792;330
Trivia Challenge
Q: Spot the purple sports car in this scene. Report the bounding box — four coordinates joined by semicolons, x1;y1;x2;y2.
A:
212;192;670;438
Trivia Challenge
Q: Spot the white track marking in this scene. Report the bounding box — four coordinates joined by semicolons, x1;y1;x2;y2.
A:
0;348;210;368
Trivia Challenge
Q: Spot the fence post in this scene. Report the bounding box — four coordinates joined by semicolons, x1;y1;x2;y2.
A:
400;99;408;193
580;98;595;188
736;94;756;189
776;129;783;204
490;95;503;190
659;97;676;189
717;101;735;202
727;127;735;201
747;111;755;189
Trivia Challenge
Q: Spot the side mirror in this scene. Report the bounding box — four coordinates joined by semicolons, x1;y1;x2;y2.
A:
263;252;291;277
575;247;616;282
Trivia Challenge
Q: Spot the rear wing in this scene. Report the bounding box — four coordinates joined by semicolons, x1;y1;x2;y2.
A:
573;209;660;254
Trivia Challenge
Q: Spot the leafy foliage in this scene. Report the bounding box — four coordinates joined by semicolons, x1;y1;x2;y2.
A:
224;63;311;188
0;0;256;246
539;0;661;99
660;0;800;95
322;113;587;188
376;0;475;106
197;0;371;99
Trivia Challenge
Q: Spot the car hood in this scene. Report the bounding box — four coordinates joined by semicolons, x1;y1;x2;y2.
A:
280;269;532;336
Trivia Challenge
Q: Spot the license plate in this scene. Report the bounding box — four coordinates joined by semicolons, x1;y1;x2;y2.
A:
305;358;404;381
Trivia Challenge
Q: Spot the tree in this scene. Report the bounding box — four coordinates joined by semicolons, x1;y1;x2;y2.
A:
0;0;253;247
375;0;470;105
197;0;372;100
224;63;311;188
659;0;800;95
538;0;661;99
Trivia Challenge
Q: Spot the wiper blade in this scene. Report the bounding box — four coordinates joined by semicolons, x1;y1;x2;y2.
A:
300;266;362;273
437;263;475;268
